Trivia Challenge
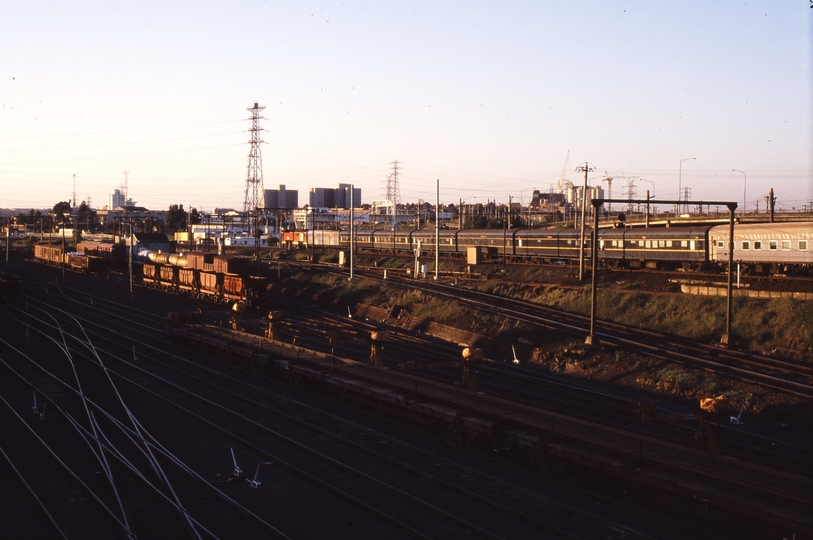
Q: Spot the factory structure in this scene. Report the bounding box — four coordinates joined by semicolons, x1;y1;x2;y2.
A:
15;174;605;246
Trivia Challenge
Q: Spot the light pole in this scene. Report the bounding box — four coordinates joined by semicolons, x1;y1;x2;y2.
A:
732;169;746;213
677;157;696;216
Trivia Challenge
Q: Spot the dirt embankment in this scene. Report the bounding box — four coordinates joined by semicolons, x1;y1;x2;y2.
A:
276;256;812;445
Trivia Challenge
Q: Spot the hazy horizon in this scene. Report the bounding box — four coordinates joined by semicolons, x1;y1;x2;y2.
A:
3;2;811;213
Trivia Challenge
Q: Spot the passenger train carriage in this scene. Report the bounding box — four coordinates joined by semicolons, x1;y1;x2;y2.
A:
709;222;813;273
332;221;812;274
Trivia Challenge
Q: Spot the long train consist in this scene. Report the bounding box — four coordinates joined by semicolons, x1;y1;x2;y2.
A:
32;244;268;304
139;250;268;305
331;221;812;274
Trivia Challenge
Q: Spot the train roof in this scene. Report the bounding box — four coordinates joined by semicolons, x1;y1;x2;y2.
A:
511;225;713;237
599;226;713;238
709;221;813;235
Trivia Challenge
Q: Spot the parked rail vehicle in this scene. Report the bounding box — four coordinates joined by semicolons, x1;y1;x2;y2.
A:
76;240;126;267
331;221;812;274
139;250;267;305
33;244;107;273
709;222;813;274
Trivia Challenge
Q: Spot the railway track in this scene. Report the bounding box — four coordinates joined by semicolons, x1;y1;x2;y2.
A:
1;260;705;539
174;321;811;534
12;260;812;473
242;293;812;475
303;262;812;398
26;254;801;477
345;245;813;285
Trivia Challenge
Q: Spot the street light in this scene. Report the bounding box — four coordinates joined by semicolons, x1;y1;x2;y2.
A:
732;169;747;213
678;157;696;216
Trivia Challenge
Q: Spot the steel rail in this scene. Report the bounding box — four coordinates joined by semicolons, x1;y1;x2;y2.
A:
0;341;289;540
13;295;661;539
0;443;71;540
1;313;463;539
0;387;134;538
339;267;813;397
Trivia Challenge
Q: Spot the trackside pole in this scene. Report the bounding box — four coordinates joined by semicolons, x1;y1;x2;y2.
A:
587;202;600;345
720;204;737;347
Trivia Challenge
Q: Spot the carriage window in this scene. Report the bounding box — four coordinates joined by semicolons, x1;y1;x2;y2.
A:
645;240;651;248
741;241;749;250
781;240;790;250
753;241;761;250
800;240;808;251
681;240;688;248
769;241;778;250
666;240;672;247
717;241;724;248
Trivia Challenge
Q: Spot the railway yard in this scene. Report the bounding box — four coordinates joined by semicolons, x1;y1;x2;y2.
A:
0;251;811;539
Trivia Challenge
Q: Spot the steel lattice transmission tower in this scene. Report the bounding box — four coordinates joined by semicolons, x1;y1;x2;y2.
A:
243;102;266;215
386;160;401;223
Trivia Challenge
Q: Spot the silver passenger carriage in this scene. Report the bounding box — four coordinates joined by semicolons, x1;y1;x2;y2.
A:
709;222;813;274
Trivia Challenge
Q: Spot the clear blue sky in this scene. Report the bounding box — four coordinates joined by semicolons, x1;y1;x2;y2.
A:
2;1;811;213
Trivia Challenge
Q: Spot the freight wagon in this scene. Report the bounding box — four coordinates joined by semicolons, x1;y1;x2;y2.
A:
140;253;267;306
76;241;126;267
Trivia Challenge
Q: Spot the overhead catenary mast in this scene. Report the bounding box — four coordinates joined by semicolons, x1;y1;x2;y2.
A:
244;102;266;235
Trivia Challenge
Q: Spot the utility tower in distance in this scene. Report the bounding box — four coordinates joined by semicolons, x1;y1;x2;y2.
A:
681;187;691;214
243;102;265;216
386;161;401;224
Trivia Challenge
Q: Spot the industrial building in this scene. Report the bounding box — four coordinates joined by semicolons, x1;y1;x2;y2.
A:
264;185;298;210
